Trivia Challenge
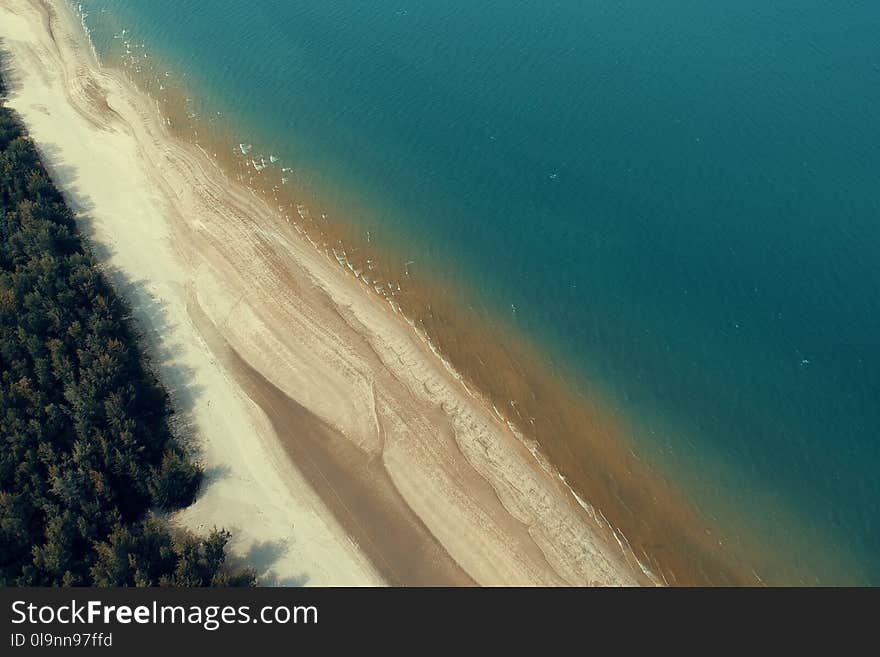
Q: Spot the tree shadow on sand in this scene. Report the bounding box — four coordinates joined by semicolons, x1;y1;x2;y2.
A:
239;539;309;587
0;45;23;97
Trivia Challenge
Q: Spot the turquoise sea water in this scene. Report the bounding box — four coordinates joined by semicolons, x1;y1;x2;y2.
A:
75;1;880;584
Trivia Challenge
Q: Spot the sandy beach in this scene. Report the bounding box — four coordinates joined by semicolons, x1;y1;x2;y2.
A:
0;0;642;585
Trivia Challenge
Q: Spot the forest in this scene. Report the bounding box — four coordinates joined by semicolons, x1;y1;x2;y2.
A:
0;66;253;586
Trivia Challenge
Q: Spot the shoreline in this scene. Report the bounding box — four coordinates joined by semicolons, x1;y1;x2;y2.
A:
69;2;773;585
1;0;643;585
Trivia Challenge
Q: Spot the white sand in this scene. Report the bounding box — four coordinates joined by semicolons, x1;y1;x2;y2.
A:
0;0;641;586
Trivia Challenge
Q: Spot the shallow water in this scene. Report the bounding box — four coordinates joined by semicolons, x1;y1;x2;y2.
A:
75;0;880;584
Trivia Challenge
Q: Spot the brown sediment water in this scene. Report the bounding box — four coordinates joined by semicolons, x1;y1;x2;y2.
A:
82;13;767;586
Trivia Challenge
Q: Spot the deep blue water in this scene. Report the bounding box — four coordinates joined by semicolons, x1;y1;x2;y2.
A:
76;0;880;584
